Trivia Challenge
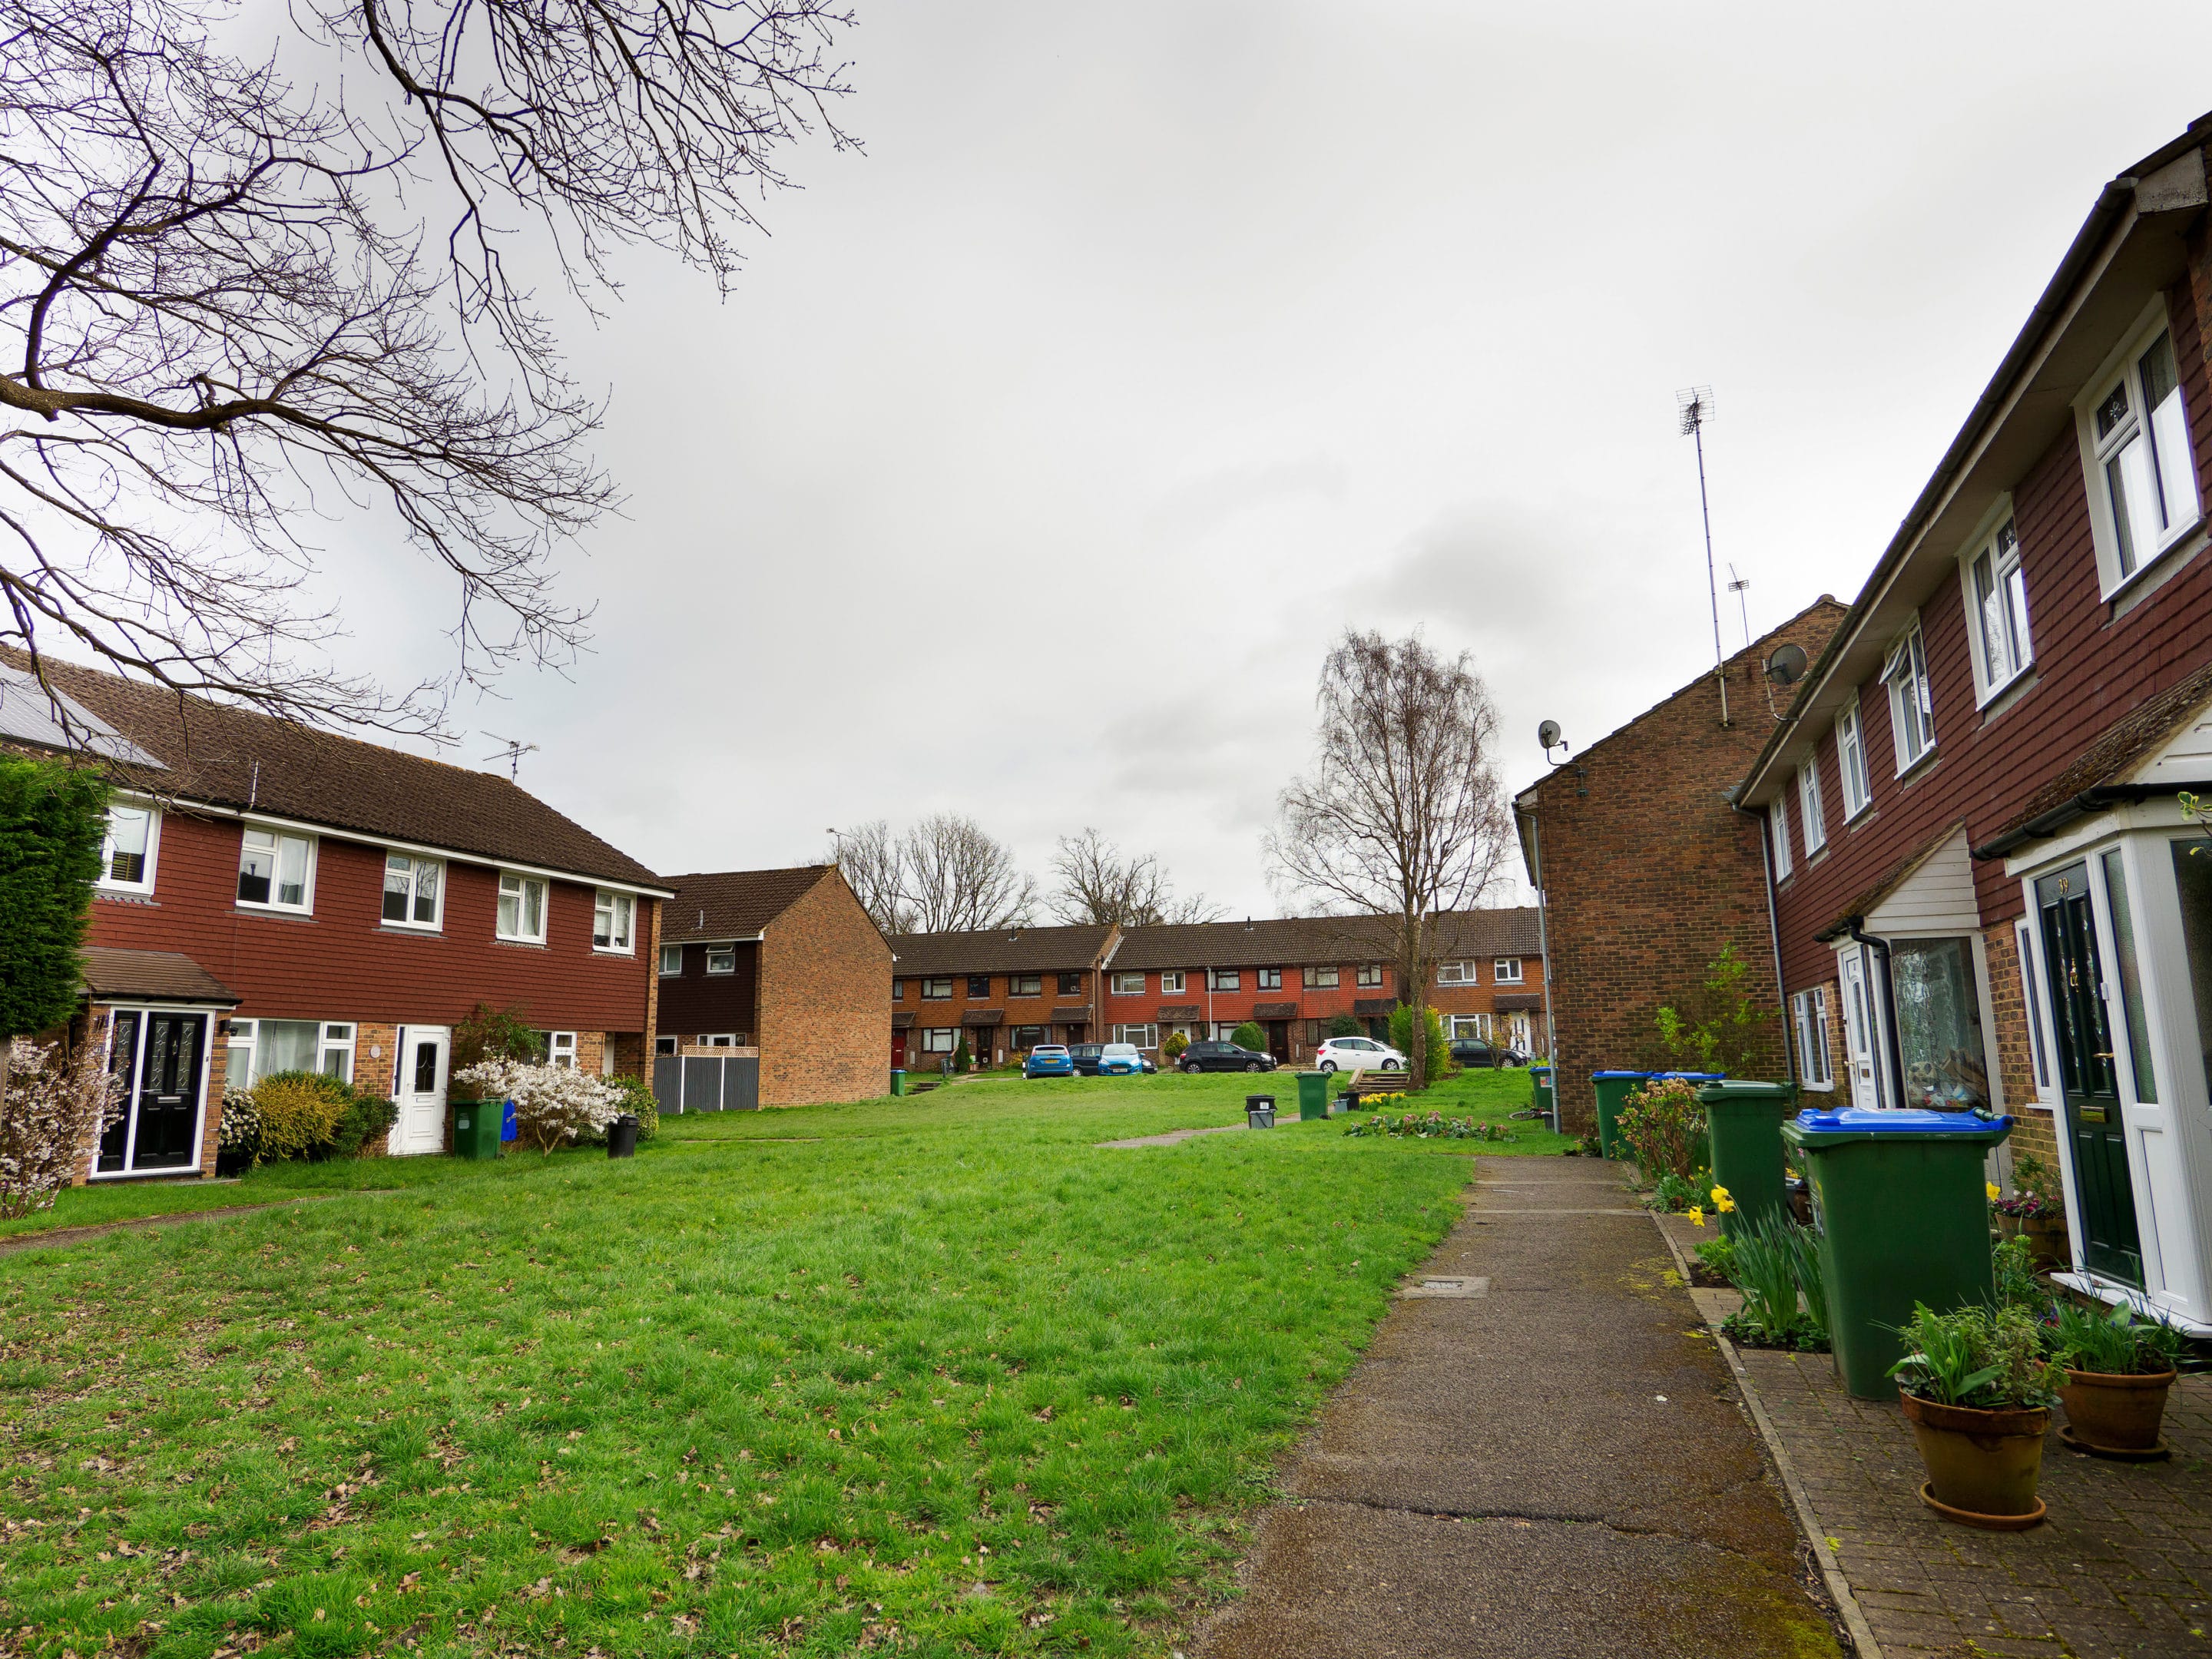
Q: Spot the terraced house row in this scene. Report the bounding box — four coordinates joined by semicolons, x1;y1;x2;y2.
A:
884;909;1545;1068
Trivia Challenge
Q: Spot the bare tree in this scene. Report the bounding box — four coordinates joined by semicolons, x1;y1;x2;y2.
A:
1049;826;1224;926
1;0;854;736
826;820;915;936
1265;630;1514;1088
900;813;1037;934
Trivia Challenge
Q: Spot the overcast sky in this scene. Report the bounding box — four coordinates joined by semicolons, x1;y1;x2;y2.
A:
307;2;2212;915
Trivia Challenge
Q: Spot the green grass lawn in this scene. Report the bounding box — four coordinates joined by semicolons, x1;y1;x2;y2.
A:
2;1068;1564;1657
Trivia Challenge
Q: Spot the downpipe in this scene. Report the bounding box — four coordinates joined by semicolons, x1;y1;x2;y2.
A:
1846;918;1909;1110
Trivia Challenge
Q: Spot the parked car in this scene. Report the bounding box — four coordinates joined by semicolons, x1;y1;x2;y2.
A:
1098;1041;1151;1076
1448;1038;1529;1069
1068;1043;1105;1075
1024;1045;1075;1079
1178;1039;1278;1074
1314;1035;1406;1073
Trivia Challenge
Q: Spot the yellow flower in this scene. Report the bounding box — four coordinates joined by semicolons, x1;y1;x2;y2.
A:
1687;1206;1705;1228
1710;1186;1736;1214
1986;1181;2002;1203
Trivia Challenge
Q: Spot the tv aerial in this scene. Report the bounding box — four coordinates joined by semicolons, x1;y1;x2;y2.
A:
484;733;538;780
1677;386;1729;725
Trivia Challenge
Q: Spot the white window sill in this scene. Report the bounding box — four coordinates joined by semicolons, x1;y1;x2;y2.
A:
1842;804;1875;828
2102;517;2205;604
379;921;443;935
1893;749;1940;786
2109;525;2207;618
592;946;636;957
236;903;315;919
494;935;548;949
1975;667;2038;721
96;888;158;902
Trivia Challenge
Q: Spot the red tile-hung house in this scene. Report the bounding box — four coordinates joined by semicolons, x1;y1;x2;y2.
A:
2;650;670;1182
1101;910;1546;1064
884;925;1118;1068
1736;116;2212;1330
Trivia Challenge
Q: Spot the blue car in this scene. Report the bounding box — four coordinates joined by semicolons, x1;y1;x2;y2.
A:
1024;1044;1075;1079
1098;1041;1151;1076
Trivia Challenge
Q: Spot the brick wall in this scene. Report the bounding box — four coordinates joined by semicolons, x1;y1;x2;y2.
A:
1981;922;2063;1177
757;869;892;1106
1521;601;1849;1135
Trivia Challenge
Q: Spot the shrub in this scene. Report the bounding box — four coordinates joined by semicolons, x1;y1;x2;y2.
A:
1617;1077;1707;1185
1230;1020;1269;1053
452;1002;546;1071
1386;1003;1451;1073
1889;1303;2064;1410
1992;1235;2043;1311
252;1071;354;1161
455;1060;623;1154
1647;944;1776;1075
1161;1031;1189;1062
952;1035;971;1073
1;1032;123;1218
602;1072;660;1141
1327;1013;1362;1038
217;1084;261;1161
0;759;108;1053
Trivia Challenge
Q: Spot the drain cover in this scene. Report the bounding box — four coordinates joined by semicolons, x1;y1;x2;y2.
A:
1399;1275;1489;1299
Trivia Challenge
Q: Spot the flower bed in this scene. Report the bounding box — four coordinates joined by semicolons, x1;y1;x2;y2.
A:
1346;1111;1513;1142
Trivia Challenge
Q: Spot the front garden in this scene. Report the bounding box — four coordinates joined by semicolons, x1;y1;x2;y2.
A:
0;1068;1550;1657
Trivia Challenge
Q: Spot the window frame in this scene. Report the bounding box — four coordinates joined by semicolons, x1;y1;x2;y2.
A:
968;974;994;998
2013;916;2056;1104
2075;300;2204;598
660;943;684;976
654;1035;679;1056
1111;970;1145;995
1112;1023;1158;1048
921;1027;955;1054
97;799;161;896
891;977;905;1000
1437;960;1476;985
1791;988;1834;1091
1882;618;1938;777
592;888;636;954
544;1031;578;1068
1769;794;1792;881
1957;508;2034;704
237;823;316;914
1210;968;1240;991
704;945;737;976
1797;757;1827;853
380;850;445;931
1256;966;1283;991
1836;700;1873;821
1356;963;1383;988
920;976;953;1001
1057;972;1084;997
1159;969;1187;994
1008;973;1041;998
320;1022;356;1084
495;870;548;944
1494;957;1525;984
1303;964;1339;989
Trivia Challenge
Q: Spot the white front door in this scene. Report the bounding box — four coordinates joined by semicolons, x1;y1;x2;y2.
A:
389;1026;451;1155
1839;952;1880;1109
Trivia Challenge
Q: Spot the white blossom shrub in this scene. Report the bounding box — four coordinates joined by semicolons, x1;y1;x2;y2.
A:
453;1060;623;1155
217;1084;261;1154
2;1033;124;1219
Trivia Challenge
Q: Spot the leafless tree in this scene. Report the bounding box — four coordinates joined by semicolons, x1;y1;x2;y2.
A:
1265;630;1514;1088
1049;826;1224;927
898;813;1036;934
1;0;854;737
827;820;916;936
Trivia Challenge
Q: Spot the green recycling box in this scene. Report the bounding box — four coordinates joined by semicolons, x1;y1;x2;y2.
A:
450;1096;502;1161
1296;1071;1331;1121
1782;1106;2012;1399
1697;1080;1799;1238
1591;1071;1648;1160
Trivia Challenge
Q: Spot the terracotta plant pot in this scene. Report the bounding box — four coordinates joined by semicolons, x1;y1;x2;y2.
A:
1899;1390;2049;1527
2058;1368;2176;1453
1995;1210;2069;1270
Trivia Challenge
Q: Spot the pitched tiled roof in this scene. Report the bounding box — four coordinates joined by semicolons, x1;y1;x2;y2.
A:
4;649;661;889
661;866;839;943
1110;909;1541;971
886;924;1114;976
80;947;238;1006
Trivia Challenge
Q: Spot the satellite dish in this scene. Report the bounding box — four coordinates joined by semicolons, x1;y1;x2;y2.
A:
1764;643;1808;686
1537;719;1563;751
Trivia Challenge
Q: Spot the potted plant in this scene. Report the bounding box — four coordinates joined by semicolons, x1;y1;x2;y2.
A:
1988;1151;2068;1270
2050;1300;2186;1459
1889;1302;2063;1530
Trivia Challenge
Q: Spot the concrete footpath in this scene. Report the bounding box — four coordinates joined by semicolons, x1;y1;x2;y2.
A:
1195;1156;1843;1658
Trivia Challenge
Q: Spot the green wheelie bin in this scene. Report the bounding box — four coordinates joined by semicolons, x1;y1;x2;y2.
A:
1782;1106;2012;1399
1296;1071;1331;1121
1697;1080;1798;1238
450;1096;502;1161
1530;1066;1555;1121
1591;1071;1649;1159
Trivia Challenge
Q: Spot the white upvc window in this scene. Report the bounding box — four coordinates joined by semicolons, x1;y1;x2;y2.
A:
1883;619;1937;775
1113;1023;1159;1048
381;852;443;929
1836;701;1872;821
98;802;160;895
544;1031;578;1068
1159;969;1187;994
1770;796;1793;880
660;943;684;976
1797;757;1827;853
1494;957;1525;984
1303;964;1339;988
1437;960;1477;985
1962;518;2033;700
2014;917;2055;1103
655;1035;679;1056
224;1017;352;1084
320;1023;356;1084
1791;989;1833;1090
1111;971;1145;995
238;824;315;912
705;945;737;975
2079;311;2200;593
496;872;547;943
593;889;635;953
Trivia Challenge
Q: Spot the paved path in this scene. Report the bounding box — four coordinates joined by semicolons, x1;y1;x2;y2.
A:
1195;1156;1840;1658
1096;1125;1248;1150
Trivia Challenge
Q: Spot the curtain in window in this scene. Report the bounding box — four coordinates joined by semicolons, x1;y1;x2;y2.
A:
256;1019;321;1079
1888;939;1990;1111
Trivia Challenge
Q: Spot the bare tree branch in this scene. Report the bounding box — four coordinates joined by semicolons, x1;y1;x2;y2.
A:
826;819;914;936
1048;826;1224;927
899;813;1036;934
1264;629;1515;1088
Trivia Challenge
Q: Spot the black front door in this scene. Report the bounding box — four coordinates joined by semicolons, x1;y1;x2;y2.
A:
2038;865;2142;1285
95;1011;208;1174
95;1010;141;1174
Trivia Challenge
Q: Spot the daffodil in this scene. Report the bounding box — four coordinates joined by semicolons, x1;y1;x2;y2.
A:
1687;1205;1705;1228
1710;1185;1736;1214
1986;1181;2002;1203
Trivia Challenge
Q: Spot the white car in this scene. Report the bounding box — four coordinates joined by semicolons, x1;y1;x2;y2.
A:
1314;1036;1406;1072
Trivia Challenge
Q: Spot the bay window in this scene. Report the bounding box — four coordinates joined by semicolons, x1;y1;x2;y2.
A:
238;825;313;912
497;872;547;942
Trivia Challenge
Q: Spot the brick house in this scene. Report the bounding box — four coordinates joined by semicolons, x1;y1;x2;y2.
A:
655;866;892;1106
1735;116;2212;1328
886;925;1116;1069
1512;598;1849;1137
1101;911;1545;1063
2;650;668;1181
